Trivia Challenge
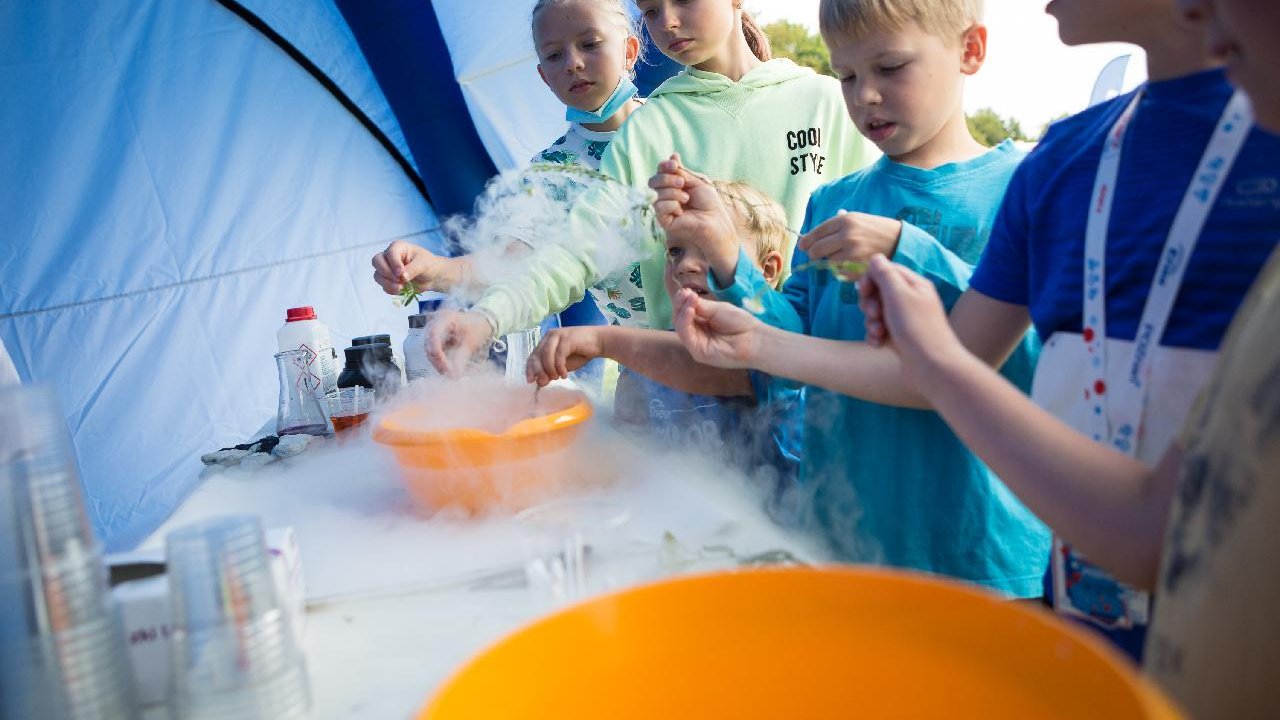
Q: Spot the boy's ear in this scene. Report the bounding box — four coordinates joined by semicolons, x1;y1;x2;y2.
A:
959;24;987;76
624;35;641;72
537;64;550;88
760;250;785;287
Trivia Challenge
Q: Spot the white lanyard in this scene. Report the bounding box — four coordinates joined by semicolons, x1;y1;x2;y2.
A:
1082;89;1253;454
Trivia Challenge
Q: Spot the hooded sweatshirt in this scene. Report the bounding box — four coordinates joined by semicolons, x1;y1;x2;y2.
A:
474;59;874;335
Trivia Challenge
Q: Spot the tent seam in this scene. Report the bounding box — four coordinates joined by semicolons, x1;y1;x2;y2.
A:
455;52;537;85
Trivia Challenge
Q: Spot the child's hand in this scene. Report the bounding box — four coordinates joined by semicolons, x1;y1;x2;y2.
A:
649;154;740;287
672;289;762;369
372;240;449;295
525;327;606;387
798;211;902;278
859;255;963;387
425;310;494;376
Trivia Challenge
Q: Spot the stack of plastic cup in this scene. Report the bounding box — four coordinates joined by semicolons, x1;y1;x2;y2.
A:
0;383;140;720
165;516;309;720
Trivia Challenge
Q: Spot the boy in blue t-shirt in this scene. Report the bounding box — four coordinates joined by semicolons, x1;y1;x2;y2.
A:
665;0;1280;659
648;0;1051;596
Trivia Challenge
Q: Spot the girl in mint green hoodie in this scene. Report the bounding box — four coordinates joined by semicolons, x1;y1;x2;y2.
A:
428;0;876;367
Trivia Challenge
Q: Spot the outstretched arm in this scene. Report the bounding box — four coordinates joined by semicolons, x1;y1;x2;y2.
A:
671;285;1030;410
527;325;751;397
862;254;1177;589
372;240;472;295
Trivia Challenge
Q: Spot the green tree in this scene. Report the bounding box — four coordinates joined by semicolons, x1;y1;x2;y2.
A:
761;20;834;77
966;107;1029;146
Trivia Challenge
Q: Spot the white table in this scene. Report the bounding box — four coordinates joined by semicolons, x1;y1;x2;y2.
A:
144;421;820;718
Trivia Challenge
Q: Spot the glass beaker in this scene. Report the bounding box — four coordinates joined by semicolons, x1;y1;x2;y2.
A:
326;386;376;439
501;326;542;384
274;350;330;437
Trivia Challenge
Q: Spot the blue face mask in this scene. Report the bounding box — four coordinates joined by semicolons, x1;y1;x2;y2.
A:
565;76;638;124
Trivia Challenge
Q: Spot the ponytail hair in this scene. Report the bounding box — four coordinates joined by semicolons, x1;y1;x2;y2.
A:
739;9;772;61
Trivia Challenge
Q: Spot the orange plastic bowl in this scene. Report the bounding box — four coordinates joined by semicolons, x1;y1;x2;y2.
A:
421;567;1181;719
372;386;593;513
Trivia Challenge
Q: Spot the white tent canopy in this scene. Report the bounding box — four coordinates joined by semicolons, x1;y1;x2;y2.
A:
0;0;581;550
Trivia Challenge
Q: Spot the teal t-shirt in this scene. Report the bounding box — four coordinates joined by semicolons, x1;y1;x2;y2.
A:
714;141;1050;597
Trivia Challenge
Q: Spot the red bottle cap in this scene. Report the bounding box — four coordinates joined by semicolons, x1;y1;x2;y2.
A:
285;306;317;322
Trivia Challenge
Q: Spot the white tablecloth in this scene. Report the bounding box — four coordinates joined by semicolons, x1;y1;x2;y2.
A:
143;421;819;718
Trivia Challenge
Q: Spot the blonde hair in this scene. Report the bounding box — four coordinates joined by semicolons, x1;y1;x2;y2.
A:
819;0;983;43
712;180;788;264
531;0;645;73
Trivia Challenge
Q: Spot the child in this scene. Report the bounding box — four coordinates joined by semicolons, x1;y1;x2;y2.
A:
673;0;1280;659
526;179;795;473
850;1;1280;713
655;0;1052;597
426;0;875;370
372;0;644;309
855;5;1280;681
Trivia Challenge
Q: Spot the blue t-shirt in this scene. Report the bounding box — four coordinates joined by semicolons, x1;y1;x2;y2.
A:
972;68;1280;349
970;67;1280;661
714;142;1051;598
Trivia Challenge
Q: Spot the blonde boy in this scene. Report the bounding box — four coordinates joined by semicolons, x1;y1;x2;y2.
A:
527;180;797;471
651;0;1050;596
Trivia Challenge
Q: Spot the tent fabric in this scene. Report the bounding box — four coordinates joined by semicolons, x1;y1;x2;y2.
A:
0;0;443;550
234;0;422;179
0;0;684;551
335;0;497;217
429;3;566;171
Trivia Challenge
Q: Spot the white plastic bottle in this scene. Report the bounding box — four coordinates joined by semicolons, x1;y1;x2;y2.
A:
277;306;337;396
403;314;433;381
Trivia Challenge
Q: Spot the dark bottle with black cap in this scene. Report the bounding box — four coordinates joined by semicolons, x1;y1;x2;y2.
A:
338;343;401;395
351;334;401;383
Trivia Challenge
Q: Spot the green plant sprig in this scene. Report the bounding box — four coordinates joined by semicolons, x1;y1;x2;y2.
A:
396;281;419;308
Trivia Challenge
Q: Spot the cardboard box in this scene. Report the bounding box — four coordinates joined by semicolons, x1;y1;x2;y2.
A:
107;527;306;707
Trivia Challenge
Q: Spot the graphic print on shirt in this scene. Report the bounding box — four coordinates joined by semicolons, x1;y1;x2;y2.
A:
787;126;827;176
588;264;646;326
533;125;649;329
1161;355;1279;595
897;206;984;264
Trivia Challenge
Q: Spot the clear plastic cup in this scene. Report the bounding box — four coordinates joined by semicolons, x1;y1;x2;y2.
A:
326;385;376;438
165;516;309;720
0;383;139;720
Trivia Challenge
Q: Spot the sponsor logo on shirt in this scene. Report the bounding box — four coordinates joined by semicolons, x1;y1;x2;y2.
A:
1221;174;1280;210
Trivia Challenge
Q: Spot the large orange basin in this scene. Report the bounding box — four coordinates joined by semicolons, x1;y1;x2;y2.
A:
421;567;1181;719
372;386;593;513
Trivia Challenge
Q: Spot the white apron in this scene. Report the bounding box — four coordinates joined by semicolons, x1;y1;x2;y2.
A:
1033;335;1217;627
1032;90;1253;631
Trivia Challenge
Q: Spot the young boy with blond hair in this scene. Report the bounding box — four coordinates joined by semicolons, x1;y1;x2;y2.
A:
528;179;797;475
650;0;1050;595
